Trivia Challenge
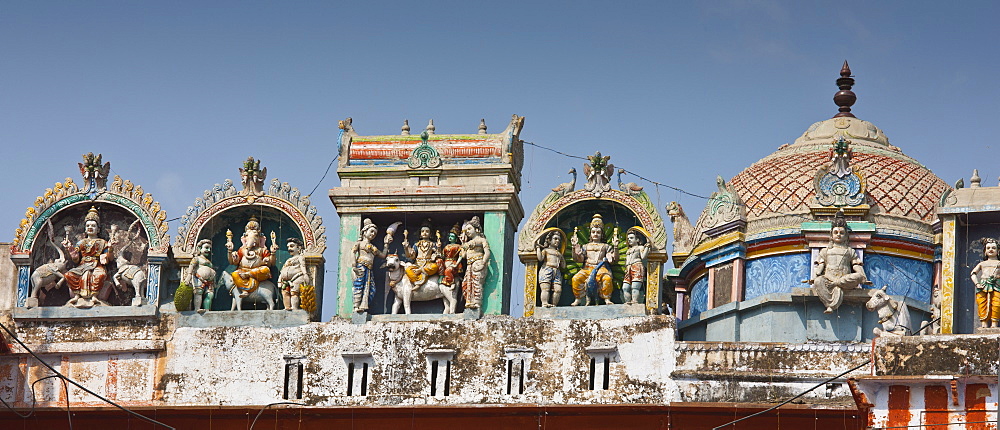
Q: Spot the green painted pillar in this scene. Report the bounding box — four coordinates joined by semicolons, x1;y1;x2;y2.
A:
337;214;362;319
482;211;515;315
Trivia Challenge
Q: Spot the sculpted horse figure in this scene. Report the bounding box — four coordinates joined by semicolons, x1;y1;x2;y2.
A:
384;254;458;314
866;286;912;337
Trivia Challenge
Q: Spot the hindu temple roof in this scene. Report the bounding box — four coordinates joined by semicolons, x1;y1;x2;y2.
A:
726;63;949;223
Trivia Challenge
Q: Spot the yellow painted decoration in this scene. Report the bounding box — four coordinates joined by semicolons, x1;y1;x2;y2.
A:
941;217;956;334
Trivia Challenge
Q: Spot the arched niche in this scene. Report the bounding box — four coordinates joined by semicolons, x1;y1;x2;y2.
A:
518;185;668;317
11;154;170;318
172;158;327;321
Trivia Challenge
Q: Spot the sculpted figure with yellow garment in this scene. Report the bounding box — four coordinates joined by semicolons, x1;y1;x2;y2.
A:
62;206;113;308
970;238;1000;328
226;216;278;298
402;219;443;289
570;214;619;306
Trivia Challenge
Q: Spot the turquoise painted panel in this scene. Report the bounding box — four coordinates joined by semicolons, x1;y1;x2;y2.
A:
864;254;932;303
744;253;810;300
689;276;708;320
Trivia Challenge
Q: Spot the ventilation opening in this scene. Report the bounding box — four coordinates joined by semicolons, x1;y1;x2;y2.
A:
342;352;373;397
504;347;534;395
585;344;617;391
282;355;306;400
425;349;457;397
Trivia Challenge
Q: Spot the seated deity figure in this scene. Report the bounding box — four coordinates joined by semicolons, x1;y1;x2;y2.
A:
441;224;464;288
810;213;868;313
621;226;651;305
970;238;1000;328
278;237;310;311
460;216;491;309
403;219;443;288
351;218;391;313
571;214;619;306
535;228;567;308
62;206;113;308
226;216;278;298
186;239;217;313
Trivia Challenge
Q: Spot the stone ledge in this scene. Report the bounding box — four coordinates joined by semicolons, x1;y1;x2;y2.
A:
13;305;158;321
174;309;309;328
370;312;470;323
532;303;646;320
10;339;165;355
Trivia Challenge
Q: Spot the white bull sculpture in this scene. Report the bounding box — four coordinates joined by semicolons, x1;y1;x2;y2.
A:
383;254;458;314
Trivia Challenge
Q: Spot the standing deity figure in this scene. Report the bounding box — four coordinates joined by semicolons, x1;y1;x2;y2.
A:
186;239;216;313
460;216;491;309
441;224;464;287
535;228;567;308
970;238;1000;328
351;219;391;313
226;216;277;298
809;213;868;313
622;226;651;305
278;237;310;311
403;219;443;288
571;214;619;306
62;206;113;308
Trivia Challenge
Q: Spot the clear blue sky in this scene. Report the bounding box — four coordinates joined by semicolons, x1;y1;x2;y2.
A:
4;1;999;318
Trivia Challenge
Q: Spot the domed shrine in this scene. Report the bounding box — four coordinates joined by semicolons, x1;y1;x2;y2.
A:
668;62;949;341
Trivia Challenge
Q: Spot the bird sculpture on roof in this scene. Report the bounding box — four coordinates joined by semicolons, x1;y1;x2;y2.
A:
551;167;577;198
617;168;643;196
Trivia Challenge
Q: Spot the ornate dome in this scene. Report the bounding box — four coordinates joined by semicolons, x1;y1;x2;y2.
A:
729;116;949;223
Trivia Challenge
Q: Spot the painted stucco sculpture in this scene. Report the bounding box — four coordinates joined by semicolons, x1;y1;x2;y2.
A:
622;226;651;305
403;218;443;289
278;237;310;311
13;153;169;315
866;286;912;336
185;239;216;313
332;116;524;318
970;238;1000;328
174;157;327;320
807;212;869;313
351;218;390;313
460;216;490;310
223;216;278;310
519;152;667;316
384;253;459;314
534;227;566;308
570;214;619;306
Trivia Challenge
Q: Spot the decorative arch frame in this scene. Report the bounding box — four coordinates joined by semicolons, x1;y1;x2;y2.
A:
11;173;171;309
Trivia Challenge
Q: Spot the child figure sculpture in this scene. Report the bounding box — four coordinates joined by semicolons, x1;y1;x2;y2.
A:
535;228;567;308
622;227;651;305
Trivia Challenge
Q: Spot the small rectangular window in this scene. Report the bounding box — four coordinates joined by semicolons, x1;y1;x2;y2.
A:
282;355;306;400
504;347;534;395
342;352;373;397
584;344;617;391
425;349;457;397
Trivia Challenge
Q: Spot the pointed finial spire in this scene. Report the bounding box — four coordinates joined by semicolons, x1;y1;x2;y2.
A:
401;119;410;135
478;118;487;135
971;169;982;188
833;60;857;118
426;119;435;135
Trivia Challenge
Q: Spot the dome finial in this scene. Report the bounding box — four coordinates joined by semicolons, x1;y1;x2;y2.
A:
833;60;857;119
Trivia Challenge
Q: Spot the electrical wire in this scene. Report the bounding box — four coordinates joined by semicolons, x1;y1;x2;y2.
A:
248;402;306;430
0;321;175;429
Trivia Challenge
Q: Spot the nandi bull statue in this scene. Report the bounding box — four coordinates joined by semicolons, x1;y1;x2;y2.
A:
222;216;278;310
865;286;912;337
384;254;459;314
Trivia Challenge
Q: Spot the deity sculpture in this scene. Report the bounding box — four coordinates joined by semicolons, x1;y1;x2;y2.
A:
621;226;651;305
351;218;391;313
403;219;442;288
571;214;619;306
970;238;1000;328
278;237;310;311
460;216;490;309
441;224;464;288
535;227;567;308
808;212;868;313
226;216;278;300
186;239;216;313
62;206;113;308
583;152;614;197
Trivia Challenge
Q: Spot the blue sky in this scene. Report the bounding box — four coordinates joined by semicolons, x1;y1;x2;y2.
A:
4;1;999;318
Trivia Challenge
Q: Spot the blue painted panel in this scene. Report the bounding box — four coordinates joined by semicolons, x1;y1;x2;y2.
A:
16;266;29;307
864;254;932;303
744;253;810;300
688;276;708;320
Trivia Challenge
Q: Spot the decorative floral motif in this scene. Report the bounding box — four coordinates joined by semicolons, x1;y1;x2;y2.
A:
406;131;442;169
814;138;867;207
744;254;810;301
